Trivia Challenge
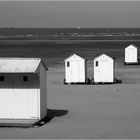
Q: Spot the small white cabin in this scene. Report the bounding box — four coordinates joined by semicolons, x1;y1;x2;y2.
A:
125;44;138;64
64;54;86;83
0;58;48;125
94;54;114;83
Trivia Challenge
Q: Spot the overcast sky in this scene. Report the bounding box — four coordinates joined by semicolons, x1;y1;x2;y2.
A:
0;1;140;28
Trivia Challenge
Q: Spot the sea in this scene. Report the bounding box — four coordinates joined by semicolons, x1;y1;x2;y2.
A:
0;28;140;35
0;28;140;36
0;28;140;66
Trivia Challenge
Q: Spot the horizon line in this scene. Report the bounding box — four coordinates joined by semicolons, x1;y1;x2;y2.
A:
0;0;140;1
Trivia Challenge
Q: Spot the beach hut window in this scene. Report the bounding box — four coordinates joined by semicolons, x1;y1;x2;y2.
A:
0;76;4;81
67;62;70;67
23;76;28;82
96;61;98;67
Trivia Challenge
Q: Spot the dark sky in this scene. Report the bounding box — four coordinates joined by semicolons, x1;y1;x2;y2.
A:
0;1;140;28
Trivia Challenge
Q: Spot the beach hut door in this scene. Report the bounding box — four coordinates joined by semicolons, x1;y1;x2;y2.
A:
131;48;137;62
99;60;111;82
70;61;79;82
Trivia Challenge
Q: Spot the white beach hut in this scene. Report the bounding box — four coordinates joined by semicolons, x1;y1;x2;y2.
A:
64;54;87;84
0;58;47;126
94;54;114;83
125;44;138;64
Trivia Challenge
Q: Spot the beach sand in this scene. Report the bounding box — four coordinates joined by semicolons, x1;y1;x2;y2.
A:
0;41;140;138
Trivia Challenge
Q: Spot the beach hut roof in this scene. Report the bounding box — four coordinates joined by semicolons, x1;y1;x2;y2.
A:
126;44;138;49
64;53;85;61
0;58;48;73
94;53;113;60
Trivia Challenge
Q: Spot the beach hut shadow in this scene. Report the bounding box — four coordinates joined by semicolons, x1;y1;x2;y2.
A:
0;109;68;128
34;109;68;127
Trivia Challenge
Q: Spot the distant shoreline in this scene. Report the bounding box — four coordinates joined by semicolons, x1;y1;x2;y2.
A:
0;39;140;43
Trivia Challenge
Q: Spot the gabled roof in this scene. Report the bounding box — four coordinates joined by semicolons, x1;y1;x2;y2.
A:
0;58;47;73
64;53;85;61
94;53;113;61
125;44;138;49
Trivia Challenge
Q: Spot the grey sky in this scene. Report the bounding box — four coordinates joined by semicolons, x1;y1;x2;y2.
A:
0;1;140;28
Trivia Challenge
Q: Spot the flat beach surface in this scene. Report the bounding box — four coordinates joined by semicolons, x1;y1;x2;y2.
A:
0;40;140;138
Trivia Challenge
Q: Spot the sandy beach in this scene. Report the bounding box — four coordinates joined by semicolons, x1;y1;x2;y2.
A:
1;0;140;138
0;40;140;138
